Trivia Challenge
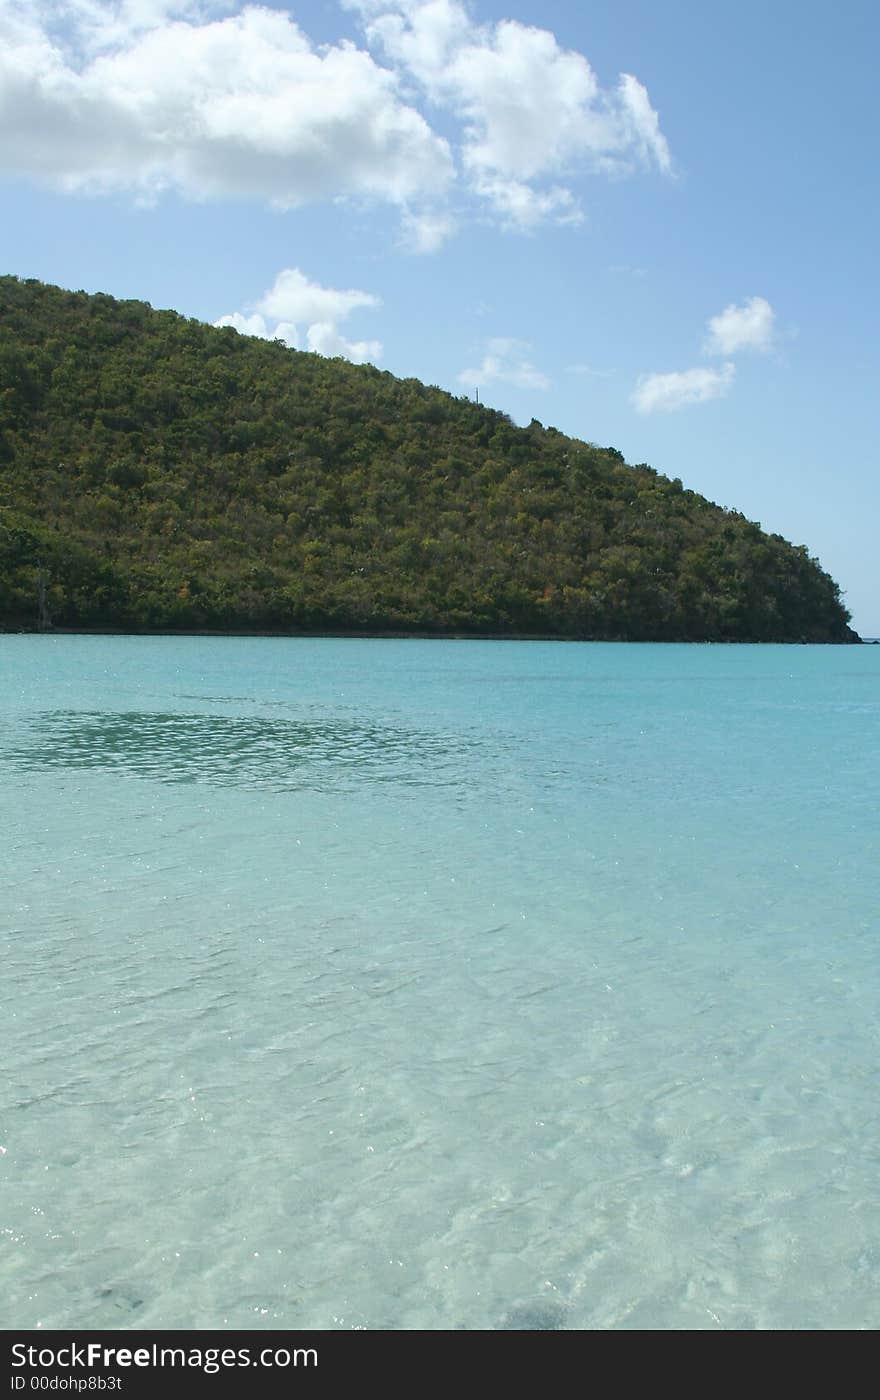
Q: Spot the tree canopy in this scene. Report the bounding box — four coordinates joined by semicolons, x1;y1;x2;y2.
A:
0;275;857;641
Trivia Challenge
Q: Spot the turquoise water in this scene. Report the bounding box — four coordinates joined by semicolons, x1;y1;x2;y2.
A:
2;636;879;1331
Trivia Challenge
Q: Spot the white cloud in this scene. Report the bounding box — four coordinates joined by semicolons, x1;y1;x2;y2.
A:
214;310;274;339
352;0;467;83
457;337;550;392
399;207;458;252
215;266;382;365
470;176;583;231
2;1;672;241
305;322;383;363
632;294;775;412
632;362;734;414
213;310;302;345
255;267;379;326
617;73;672;175
705;296;776;356
51;1;217;55
345;0;674;228
0;1;453;210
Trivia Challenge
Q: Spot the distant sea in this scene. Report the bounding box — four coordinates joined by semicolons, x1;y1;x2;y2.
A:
3;636;879;1330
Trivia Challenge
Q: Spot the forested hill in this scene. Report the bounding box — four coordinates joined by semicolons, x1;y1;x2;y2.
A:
0;275;858;641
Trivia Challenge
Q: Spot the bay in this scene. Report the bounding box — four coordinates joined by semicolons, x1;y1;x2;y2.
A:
2;636;879;1330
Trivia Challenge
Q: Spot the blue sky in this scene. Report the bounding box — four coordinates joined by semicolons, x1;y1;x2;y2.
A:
2;0;877;633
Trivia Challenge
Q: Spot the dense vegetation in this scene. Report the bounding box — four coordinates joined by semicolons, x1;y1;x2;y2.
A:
0;275;857;640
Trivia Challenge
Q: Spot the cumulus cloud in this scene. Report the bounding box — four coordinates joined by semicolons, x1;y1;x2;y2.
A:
213;310;275;338
632;362;735;414
303;321;383;363
1;3;670;240
50;1;216;55
705;296;776;356
351;0;671;226
457;337;550;392
0;1;453;209
255;267;379;326
215;267;382;364
631;294;776;412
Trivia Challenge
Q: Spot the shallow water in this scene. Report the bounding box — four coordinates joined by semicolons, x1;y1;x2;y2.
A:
2;636;879;1330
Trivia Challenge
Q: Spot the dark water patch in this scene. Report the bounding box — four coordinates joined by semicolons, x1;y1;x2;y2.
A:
3;710;497;793
97;1285;145;1316
498;1298;569;1330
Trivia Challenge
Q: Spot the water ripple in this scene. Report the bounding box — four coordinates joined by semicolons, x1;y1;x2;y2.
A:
4;709;497;793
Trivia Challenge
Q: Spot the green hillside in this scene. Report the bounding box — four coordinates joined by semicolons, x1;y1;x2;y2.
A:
0;275;857;640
